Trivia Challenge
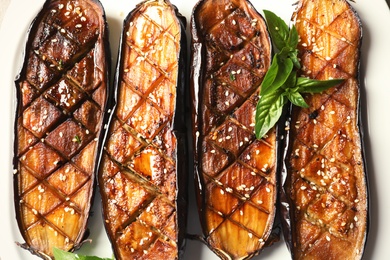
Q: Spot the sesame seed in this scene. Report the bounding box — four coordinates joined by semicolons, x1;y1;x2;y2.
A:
330;158;336;162
251;171;256;176
211;150;216;154
326;56;331;61
75;24;82;28
248;233;253;238
232;20;236;25
240;210;243;216
220;189;225;195
354;216;358;222
246;155;251;160
326;235;331;241
228;127;233;132
300;186;307;190
225;91;229;96
266;187;271;193
226;136;231;140
58;4;64;9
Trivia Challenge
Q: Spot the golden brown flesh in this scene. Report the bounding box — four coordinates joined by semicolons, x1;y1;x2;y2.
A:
98;0;186;259
191;0;277;259
283;0;368;259
13;0;109;258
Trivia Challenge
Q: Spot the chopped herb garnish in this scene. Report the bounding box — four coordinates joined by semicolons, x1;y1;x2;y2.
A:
255;10;344;139
230;72;236;81
73;135;82;143
58;59;63;70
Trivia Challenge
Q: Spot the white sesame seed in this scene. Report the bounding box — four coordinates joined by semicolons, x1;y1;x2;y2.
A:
326;56;331;61
248;233;253;238
326;235;331;241
300;186;307;190
226;136;231;140
75;24;82;28
210;150;216;154
266;187;271;193
220;189;225;195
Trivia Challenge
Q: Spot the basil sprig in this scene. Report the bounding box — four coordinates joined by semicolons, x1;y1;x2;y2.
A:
255;10;344;139
53;247;114;260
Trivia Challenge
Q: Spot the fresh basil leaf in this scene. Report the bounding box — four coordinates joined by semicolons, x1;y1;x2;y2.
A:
263;10;289;51
53;247;114;260
286;91;309;108
261;54;294;96
288;49;301;70
287;25;299;49
297;77;344;93
255;89;287;139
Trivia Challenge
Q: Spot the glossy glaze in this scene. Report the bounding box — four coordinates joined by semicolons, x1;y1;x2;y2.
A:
13;0;110;258
98;0;187;259
281;0;368;259
191;0;279;259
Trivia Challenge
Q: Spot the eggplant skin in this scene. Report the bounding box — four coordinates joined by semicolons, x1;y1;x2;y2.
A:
191;0;279;259
281;0;368;259
13;0;110;258
98;0;187;259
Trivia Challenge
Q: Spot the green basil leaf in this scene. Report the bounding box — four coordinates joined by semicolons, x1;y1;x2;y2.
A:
255;89;287;139
286;91;309;108
263;10;289;51
53;247;114;260
261;54;294;96
287;25;299;49
297;77;344;93
288;49;301;70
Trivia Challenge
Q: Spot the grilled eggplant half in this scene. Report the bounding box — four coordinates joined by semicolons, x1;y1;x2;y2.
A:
13;0;110;258
281;0;368;259
191;0;280;259
98;0;187;259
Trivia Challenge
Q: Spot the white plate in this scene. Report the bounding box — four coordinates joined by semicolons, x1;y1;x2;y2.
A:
1;0;389;259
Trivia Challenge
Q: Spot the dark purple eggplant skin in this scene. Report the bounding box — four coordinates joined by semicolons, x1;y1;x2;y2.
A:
280;1;369;259
97;1;188;259
13;0;111;258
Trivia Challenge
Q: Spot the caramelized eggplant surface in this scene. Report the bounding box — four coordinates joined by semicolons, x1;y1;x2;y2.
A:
13;0;110;258
281;0;368;259
98;0;187;259
191;0;279;259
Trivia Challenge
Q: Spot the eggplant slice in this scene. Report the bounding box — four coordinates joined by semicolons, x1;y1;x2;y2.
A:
191;0;279;259
98;0;187;259
13;0;110;258
281;0;368;259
